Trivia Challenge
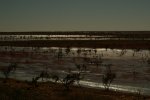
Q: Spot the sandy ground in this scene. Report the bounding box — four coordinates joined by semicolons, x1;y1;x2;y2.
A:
0;78;150;100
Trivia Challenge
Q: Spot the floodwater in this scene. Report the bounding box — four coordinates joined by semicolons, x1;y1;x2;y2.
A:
0;46;150;95
1;35;150;40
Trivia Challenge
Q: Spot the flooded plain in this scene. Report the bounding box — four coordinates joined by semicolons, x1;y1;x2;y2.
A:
0;46;150;95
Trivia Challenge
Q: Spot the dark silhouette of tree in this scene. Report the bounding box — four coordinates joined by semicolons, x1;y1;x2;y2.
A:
75;64;81;72
81;64;87;72
102;64;116;90
50;74;59;83
94;49;97;54
75;64;87;72
65;47;71;55
77;48;81;56
1;63;17;82
39;70;50;81
62;72;82;90
31;76;40;87
95;57;103;69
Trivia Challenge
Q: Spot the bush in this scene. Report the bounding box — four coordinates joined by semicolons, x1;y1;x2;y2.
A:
102;64;116;90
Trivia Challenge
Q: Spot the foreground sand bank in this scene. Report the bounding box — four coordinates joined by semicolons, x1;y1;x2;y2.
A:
0;78;149;100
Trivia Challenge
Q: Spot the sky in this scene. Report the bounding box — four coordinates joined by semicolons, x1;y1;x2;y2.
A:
0;0;150;31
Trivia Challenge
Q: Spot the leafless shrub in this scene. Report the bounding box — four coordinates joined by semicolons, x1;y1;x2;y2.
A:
102;64;116;90
62;72;82;90
1;63;17;81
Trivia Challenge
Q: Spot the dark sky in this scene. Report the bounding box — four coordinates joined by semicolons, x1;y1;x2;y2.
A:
0;0;150;31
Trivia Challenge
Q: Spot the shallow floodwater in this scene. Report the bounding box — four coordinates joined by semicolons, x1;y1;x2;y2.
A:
0;46;150;95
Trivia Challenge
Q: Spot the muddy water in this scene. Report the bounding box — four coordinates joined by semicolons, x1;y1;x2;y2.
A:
0;46;150;95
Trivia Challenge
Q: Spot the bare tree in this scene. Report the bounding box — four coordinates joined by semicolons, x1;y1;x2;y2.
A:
1;63;17;82
102;64;116;90
50;74;59;83
31;76;40;87
62;72;82;90
77;48;81;56
75;64;87;72
39;70;50;81
65;47;71;55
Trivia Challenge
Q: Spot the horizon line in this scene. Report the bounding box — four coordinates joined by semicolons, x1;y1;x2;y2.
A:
0;30;150;32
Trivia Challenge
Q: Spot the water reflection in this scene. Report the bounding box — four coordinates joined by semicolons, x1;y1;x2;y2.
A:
0;46;150;95
0;35;150;40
